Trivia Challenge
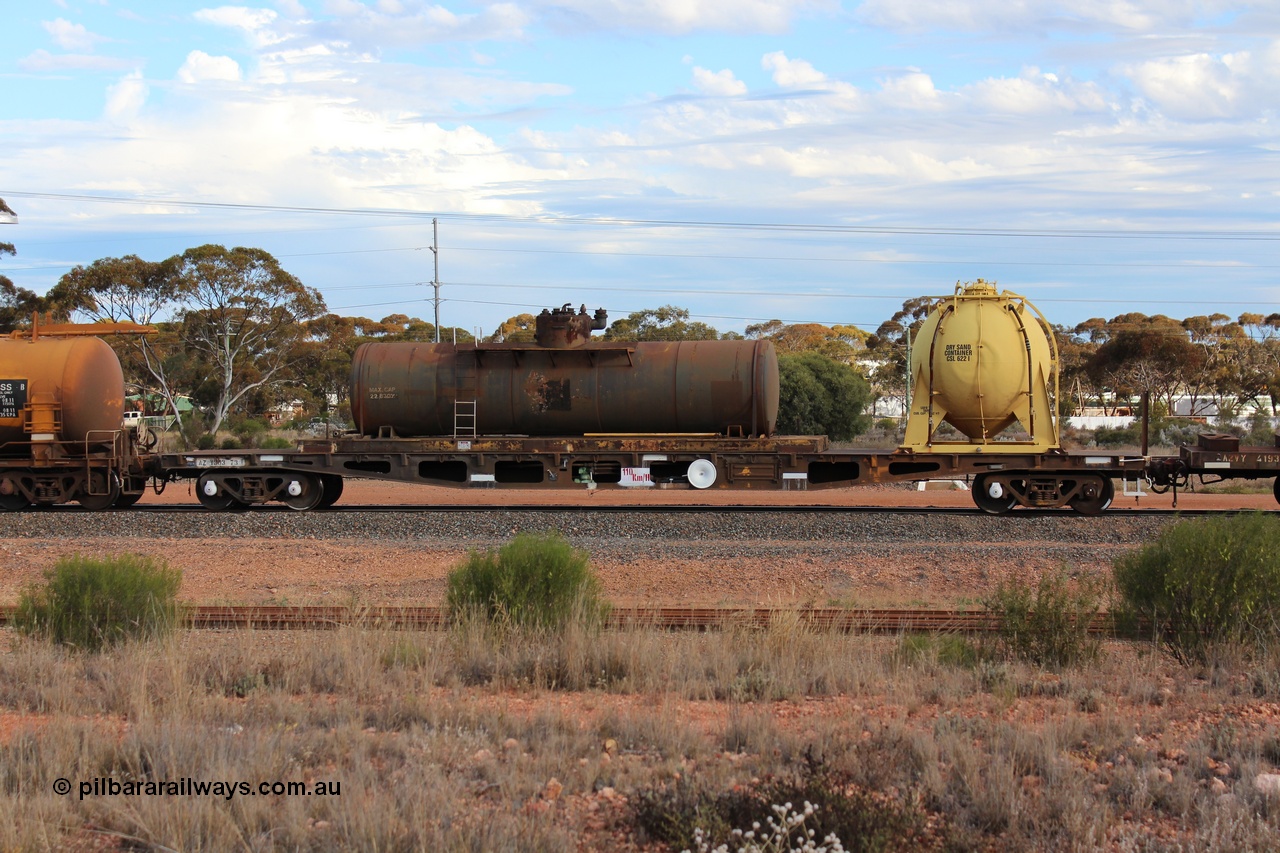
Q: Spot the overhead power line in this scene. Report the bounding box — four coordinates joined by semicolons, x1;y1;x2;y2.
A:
3;189;1278;241
320;278;1280;310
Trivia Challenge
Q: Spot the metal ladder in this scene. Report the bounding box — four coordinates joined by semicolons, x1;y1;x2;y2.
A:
454;400;477;438
454;351;477;438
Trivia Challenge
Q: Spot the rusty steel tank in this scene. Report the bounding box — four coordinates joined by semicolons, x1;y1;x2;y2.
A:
0;333;126;448
901;281;1059;452
350;304;780;437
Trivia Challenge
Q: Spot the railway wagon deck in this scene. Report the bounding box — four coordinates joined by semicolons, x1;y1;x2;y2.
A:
157;434;1151;515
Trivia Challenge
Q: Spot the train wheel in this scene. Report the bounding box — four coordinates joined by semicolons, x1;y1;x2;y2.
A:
114;492;145;508
77;473;121;511
0;472;29;511
282;474;323;511
1069;476;1114;516
1273;476;1280;506
317;474;344;509
197;473;240;511
973;474;1017;515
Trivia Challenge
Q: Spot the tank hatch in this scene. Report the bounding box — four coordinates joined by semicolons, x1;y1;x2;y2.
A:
534;304;608;348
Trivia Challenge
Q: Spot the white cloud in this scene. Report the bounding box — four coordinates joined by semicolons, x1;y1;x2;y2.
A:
962;68;1114;115
853;0;1272;33
762;51;827;88
1124;49;1280;120
501;44;1270;233
43;17;104;52
177;51;243;84
530;0;834;35
304;1;529;46
1126;51;1244;117
761;52;862;108
194;6;280;31
9;35;569;218
692;66;747;96
877;70;943;109
104;70;149;123
17;49;132;72
194;6;285;48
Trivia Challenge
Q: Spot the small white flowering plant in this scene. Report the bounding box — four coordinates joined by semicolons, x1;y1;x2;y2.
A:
684;801;847;853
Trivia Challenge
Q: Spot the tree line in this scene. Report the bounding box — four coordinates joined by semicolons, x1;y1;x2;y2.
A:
4;241;1277;444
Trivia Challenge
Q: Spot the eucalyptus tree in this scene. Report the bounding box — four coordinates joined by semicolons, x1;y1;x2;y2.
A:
1085;314;1203;415
53;255;190;430
173;245;326;435
602;305;723;341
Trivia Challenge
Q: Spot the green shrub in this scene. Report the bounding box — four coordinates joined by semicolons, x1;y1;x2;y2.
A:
1114;514;1280;664
14;554;182;651
445;532;606;630
230;417;269;443
1093;424;1139;448
260;436;293;449
195;434;216;450
897;633;982;668
219;436;241;450
982;568;1102;669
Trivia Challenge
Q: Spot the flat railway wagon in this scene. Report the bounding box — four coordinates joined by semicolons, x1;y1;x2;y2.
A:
152;429;1280;515
157;434;1158;514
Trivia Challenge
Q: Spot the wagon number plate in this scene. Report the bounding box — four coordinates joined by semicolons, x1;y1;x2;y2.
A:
192;457;247;468
0;380;26;419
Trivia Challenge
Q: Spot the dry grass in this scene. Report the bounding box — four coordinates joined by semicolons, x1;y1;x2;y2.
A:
3;622;1280;851
1196;478;1276;495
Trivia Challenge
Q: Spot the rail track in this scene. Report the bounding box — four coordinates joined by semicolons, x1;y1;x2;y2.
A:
0;604;1139;635
19;503;1267;516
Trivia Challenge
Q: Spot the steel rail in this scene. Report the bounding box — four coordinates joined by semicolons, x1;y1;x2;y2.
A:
25;503;1271;516
0;604;1144;635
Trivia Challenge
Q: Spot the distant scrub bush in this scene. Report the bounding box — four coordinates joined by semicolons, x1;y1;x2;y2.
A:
14;554;182;651
1114;513;1280;664
1092;425;1139;448
230;417;268;443
896;633;982;669
445;532;606;630
982;567;1102;669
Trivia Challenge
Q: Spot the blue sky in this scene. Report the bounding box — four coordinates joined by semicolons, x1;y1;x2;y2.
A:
1;0;1278;337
